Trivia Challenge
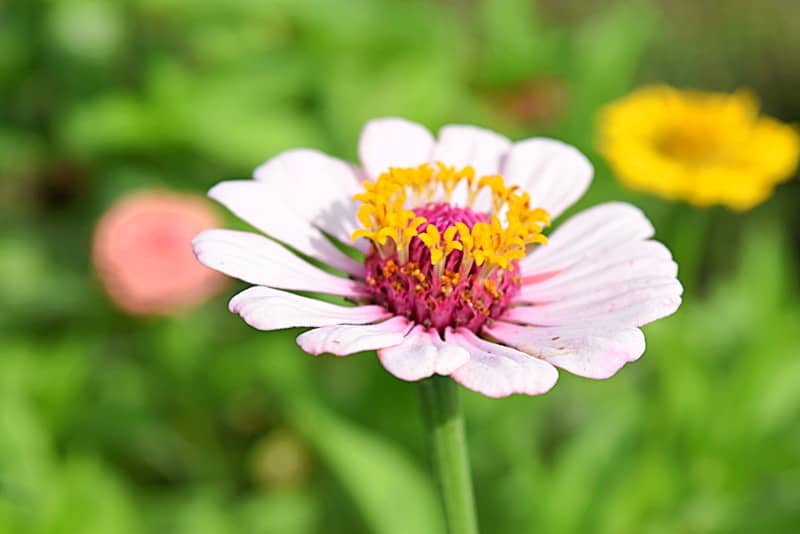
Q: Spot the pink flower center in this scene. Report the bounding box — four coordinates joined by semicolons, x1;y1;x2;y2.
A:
364;202;521;333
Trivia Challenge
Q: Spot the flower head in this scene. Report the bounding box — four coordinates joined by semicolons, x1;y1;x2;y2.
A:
94;190;227;315
598;85;800;210
194;118;682;397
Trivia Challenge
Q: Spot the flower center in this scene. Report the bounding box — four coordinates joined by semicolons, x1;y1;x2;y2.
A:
657;126;730;166
352;162;550;333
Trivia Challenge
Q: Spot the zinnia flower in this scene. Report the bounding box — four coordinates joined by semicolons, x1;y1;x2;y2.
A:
598;85;800;210
94;190;227;315
194;118;682;397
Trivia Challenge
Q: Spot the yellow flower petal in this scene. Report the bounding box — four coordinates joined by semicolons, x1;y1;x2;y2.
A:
597;85;800;210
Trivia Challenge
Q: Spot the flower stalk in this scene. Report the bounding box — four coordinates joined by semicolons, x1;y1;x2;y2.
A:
419;376;479;534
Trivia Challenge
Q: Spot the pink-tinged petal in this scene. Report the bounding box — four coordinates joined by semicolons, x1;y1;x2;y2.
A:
431;125;512;208
193;229;367;298
359;118;434;180
208;180;363;277
229;286;390;331
377;326;470;381
520;272;678;305
518;241;677;302
514;204;682;327
485;321;645;379
253;149;368;252
297;317;412;356
445;329;558;398
520;202;654;275
431;125;511;179
502;138;593;220
504;279;683;327
424;327;474;375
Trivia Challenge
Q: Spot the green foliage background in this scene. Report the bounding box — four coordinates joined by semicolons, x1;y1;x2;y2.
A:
1;0;799;533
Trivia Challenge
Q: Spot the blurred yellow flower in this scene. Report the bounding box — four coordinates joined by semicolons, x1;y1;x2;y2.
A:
597;86;800;210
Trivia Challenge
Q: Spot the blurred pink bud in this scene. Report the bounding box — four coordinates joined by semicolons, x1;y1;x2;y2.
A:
93;189;227;316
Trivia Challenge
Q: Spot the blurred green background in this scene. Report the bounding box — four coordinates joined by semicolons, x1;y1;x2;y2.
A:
2;0;799;532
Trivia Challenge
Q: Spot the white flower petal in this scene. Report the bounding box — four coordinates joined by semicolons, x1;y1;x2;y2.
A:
377;326;470;381
359;118;435;180
504;279;683;327
518;241;677;302
514;203;682;326
431;125;511;176
425;327;473;375
193;229;367;298
520;202;655;276
484;321;645;379
253;149;368;252
521;272;679;306
209;180;363;277
502;138;593;220
431;124;512;207
229;286;389;331
296;317;412;356
446;329;558;398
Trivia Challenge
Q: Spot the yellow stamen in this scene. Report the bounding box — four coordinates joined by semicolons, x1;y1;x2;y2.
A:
351;162;550;272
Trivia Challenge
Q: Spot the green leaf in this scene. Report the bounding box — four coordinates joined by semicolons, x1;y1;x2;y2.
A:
291;400;445;534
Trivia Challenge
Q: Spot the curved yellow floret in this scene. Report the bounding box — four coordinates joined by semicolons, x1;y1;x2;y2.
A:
597;85;800;210
351;163;550;272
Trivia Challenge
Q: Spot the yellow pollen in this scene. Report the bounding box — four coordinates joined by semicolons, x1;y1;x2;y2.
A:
484;279;501;301
351;162;551;273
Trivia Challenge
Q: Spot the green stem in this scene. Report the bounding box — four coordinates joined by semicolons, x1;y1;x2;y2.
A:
419;375;479;534
667;205;713;296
